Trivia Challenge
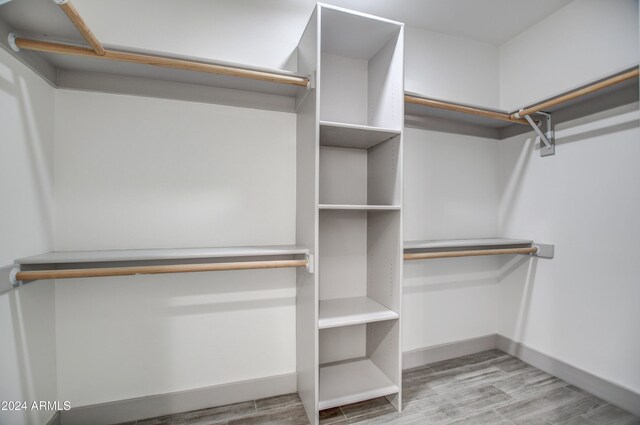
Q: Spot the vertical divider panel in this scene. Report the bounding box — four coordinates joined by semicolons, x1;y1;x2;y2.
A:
367;136;401;205
367;25;404;411
367;29;404;129
296;7;320;425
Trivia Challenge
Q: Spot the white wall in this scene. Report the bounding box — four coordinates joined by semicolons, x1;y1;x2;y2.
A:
73;0;313;71
0;48;57;425
405;27;500;108
402;127;501;351
498;102;640;394
499;0;640;111
497;0;640;396
53;90;298;406
74;0;503;107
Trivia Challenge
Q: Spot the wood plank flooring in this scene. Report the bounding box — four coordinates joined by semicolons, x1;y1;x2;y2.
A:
117;350;639;425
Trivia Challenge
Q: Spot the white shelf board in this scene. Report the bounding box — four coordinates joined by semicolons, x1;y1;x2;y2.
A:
15;245;309;265
319;296;398;329
320;121;400;149
319;358;399;410
404;238;533;251
319;204;401;211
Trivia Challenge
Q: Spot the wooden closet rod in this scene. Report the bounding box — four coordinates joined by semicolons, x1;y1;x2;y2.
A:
13;37;310;87
54;0;105;56
404;95;529;125
512;67;639;119
14;258;308;282
404;246;538;260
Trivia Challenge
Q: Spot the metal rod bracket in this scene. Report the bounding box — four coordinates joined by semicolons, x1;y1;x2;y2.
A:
305;254;314;273
8;33;20;52
295;71;315;112
533;243;554;259
523;111;555;157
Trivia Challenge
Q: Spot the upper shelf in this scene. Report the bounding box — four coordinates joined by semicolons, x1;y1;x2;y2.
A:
15;245;309;266
2;1;636;123
404;93;524;131
404;238;533;252
320;121;400;149
405;66;639;139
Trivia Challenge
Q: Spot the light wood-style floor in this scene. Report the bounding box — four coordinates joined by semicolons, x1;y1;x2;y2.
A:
118;350;640;425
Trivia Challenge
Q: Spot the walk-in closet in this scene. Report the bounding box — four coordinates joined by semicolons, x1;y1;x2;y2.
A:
1;1;639;424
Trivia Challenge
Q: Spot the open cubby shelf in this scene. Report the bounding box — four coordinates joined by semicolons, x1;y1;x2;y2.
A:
319;296;398;329
319;121;401;149
319;358;399;410
319;204;401;211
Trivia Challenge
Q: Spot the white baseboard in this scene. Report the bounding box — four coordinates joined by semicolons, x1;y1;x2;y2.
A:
46;411;61;425
60;372;296;425
496;335;640;417
59;335;640;424
402;334;498;370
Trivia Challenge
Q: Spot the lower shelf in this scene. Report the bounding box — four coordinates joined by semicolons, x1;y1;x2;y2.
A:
319;358;399;410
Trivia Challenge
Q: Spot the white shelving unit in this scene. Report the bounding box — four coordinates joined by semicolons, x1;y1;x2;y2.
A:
294;5;405;423
294;5;404;424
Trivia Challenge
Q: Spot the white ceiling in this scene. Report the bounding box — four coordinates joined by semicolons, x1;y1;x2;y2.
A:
2;0;573;46
262;0;575;45
321;0;574;44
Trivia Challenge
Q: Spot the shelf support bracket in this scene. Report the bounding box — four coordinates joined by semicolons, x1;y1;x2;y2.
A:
521;111;555;157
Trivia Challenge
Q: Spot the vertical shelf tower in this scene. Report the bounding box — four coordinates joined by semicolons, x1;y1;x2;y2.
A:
295;4;404;424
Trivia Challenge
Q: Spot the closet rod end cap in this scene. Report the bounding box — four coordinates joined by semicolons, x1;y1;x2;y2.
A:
8;33;20;52
9;268;20;286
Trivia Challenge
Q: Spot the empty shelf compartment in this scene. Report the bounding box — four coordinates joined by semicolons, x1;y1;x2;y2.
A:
319;358;398;410
319;297;398;329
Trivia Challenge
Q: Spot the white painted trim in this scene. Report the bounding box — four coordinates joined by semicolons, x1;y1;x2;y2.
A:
496;335;640;417
60;372;296;425
54;336;640;423
402;334;498;370
46;411;61;425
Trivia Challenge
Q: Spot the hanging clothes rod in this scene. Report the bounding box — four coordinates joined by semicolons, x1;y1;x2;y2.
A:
511;67;639;119
53;0;105;55
404;95;529;125
10;37;311;88
404;246;538;261
11;258;309;283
